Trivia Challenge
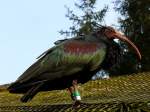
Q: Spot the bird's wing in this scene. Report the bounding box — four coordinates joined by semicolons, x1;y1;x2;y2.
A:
54;38;68;45
9;40;106;89
37;36;85;59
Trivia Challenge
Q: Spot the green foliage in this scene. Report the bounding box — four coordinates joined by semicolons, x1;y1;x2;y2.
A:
114;0;150;73
59;0;108;37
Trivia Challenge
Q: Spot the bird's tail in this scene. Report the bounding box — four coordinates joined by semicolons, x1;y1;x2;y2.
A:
20;82;44;102
8;58;43;93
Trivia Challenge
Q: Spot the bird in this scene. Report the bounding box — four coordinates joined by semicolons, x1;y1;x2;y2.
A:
8;26;141;108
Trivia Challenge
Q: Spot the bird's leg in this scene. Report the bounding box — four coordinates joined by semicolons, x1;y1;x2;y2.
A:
72;80;81;108
67;86;75;101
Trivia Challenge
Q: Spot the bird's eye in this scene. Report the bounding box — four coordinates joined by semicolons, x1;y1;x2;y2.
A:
102;27;116;39
104;27;116;36
106;27;115;32
104;29;112;34
94;26;115;38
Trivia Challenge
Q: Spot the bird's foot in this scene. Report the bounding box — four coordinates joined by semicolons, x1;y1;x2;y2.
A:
72;100;81;109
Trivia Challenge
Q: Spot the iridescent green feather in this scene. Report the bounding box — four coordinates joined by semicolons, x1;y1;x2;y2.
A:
41;43;106;74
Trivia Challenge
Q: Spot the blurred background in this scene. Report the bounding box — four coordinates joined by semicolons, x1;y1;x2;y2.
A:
0;0;149;84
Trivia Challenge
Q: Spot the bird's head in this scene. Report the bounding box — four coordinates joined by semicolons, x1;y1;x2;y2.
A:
94;26;141;60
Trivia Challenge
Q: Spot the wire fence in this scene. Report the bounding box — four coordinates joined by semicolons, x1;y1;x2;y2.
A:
0;72;150;111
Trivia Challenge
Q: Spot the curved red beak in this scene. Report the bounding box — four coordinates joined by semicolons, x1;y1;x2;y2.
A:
113;31;142;60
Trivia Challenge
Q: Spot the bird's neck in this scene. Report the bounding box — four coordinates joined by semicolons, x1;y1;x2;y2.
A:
101;41;121;70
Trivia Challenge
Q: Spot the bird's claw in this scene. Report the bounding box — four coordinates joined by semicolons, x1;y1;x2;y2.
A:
72;100;81;109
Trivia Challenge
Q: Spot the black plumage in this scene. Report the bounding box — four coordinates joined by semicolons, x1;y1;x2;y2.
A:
8;26;141;102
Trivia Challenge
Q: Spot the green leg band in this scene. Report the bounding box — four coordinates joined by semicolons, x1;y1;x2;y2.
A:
73;91;81;100
73;91;80;96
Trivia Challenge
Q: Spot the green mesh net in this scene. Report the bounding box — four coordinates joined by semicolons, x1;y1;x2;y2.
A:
0;72;150;111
